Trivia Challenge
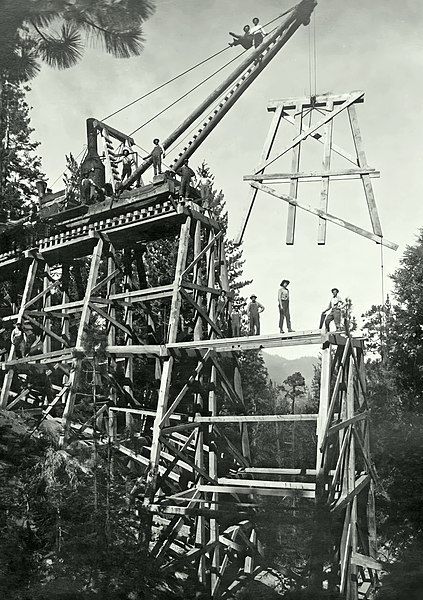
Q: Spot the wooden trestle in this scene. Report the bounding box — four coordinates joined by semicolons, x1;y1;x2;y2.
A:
0;195;380;598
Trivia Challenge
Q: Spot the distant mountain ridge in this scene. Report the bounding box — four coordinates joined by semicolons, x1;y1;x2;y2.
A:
262;352;318;388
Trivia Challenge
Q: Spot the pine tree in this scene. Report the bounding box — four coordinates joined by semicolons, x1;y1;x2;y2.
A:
0;81;43;218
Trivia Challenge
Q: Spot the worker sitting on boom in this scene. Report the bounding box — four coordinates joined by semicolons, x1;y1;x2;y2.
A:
250;17;267;48
229;25;253;50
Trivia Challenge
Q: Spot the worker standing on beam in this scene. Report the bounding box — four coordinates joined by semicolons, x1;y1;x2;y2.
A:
250;17;267;48
278;279;293;334
176;159;196;199
116;148;136;182
247;295;264;336
319;288;344;332
230;302;242;338
143;138;165;176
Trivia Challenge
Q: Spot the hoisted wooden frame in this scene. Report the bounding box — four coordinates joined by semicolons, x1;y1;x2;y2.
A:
236;91;398;251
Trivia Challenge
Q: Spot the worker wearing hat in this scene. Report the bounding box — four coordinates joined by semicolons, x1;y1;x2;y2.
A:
278;279;293;334
319;287;344;332
143;138;165;176
118;148;135;182
247;294;264;336
229;300;242;338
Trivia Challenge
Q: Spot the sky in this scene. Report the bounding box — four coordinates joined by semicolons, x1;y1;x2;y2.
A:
27;0;423;359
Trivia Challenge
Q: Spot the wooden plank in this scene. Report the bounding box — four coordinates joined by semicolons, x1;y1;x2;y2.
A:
332;474;371;513
195;413;318;423
168;219;191;342
143;357;175;503
267;92;365;111
169;330;324;353
351;551;382;572
181;280;222;295
235;105;284;245
243;168;379;182
347;104;383;236
250;182;398;250
318;99;333;244
217;478;315;490
25;315;70;348
180;288;223;338
180;230;223;279
75;237;104;352
254;91;364;174
159;350;212;426
327;411;368;437
286;102;303;244
42;284;174;313
107;344;164;356
198;485;315;498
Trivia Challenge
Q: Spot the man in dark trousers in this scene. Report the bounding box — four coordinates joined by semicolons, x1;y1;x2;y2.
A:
144;138;165;176
247;294;264;336
229;25;253;49
278;279;293;333
117;148;135;181
319;287;344;332
250;17;266;48
176;159;196;199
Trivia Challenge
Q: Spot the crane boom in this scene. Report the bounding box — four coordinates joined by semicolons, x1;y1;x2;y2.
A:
122;0;317;190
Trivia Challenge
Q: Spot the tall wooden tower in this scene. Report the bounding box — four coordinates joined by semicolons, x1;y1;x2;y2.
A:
0;171;381;596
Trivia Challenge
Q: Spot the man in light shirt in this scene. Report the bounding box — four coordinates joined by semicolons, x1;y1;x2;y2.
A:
247;295;264;336
278;279;293;334
250;17;266;48
319;288;344;332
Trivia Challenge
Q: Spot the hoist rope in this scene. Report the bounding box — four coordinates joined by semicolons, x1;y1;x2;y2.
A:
128;49;248;137
101;3;298;124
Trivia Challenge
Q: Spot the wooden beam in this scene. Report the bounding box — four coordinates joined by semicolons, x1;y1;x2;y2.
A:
235;105;284;245
327;411;368;437
267;92;365;111
332;474;371;512
180;288;223;338
243;168;379;182
351;551;382;572
198;484;315;498
195;414;318;423
180;230;223;279
250;182;398;250
318;99;333;244
286;101;302;244
347;104;383;236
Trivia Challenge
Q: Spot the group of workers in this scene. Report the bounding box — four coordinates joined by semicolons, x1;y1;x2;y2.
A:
229;284;345;338
229;17;267;50
115;138;212;203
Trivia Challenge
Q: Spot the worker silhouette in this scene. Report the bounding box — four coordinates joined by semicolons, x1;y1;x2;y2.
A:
229;25;253;50
247;295;264;336
319;288;344;332
176;159;196;200
278;279;293;333
117;148;135;181
144;138;165;176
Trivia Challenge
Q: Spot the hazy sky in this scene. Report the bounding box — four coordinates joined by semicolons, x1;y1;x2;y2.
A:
28;0;423;358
